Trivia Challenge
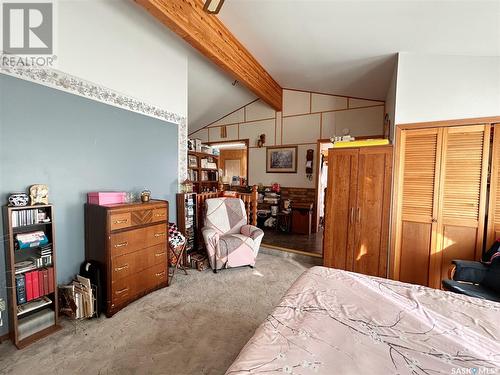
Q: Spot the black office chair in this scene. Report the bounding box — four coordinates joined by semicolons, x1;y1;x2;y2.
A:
442;241;500;302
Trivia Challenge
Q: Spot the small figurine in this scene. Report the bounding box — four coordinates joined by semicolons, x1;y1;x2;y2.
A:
29;184;49;205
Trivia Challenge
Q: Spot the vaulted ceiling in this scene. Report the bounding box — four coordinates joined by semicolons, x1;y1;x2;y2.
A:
188;0;500;132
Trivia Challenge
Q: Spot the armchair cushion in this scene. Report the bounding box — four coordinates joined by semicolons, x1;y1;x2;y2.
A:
441;279;500;303
204;198;247;234
452;260;488;284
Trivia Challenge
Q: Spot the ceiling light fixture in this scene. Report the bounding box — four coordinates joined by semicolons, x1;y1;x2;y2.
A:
203;0;225;14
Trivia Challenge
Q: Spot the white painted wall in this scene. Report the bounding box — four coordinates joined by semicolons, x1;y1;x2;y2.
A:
57;0;188;117
395;53;500;124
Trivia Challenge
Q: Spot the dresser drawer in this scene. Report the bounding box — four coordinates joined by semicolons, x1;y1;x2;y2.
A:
111;263;166;307
111;243;167;280
110;212;131;231
140;263;167;291
110;223;167;257
111;277;134;306
151;208;168;223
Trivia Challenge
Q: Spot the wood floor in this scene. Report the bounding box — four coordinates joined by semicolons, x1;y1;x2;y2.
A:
262;228;324;256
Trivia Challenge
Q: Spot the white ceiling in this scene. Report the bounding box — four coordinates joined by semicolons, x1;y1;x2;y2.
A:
188;50;255;133
189;0;500;132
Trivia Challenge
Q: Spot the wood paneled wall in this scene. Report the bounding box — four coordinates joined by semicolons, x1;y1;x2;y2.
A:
219;149;247;179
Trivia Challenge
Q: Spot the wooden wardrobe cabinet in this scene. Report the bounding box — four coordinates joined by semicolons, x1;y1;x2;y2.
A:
323;145;392;277
85;200;169;317
392;125;491;289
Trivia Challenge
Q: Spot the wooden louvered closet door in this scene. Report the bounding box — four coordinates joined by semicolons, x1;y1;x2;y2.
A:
394;125;490;289
396;128;442;286
486;125;500;249
431;125;490;288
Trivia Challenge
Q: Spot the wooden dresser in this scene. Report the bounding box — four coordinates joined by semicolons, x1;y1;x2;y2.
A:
85;200;169;317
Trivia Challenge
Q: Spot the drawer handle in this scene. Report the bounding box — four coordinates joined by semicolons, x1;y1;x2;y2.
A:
113;219;128;224
155;252;166;257
155;271;166;277
154;213;166;217
115;288;129;295
114;264;129;272
114;241;128;248
154;232;166;238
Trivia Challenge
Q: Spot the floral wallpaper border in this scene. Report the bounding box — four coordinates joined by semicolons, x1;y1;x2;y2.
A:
1;67;187;186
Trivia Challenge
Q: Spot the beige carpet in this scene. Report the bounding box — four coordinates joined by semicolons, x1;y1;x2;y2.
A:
0;251;314;375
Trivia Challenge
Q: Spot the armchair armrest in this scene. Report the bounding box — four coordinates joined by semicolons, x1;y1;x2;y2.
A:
202;226;220;252
451;260;488;284
240;224;264;241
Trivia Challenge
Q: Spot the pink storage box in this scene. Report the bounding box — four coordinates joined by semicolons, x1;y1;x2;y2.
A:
87;192;126;205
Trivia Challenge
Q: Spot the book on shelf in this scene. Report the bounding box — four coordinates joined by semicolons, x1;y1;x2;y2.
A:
201;170;218;182
16;275;26;304
15;267;55;304
11;208;50;228
25;272;33;301
15;230;49;249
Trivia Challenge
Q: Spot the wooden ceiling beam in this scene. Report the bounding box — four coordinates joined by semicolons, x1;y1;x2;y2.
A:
135;0;283;111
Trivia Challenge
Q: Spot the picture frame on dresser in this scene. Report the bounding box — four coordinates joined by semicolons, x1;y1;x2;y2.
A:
84;200;169;317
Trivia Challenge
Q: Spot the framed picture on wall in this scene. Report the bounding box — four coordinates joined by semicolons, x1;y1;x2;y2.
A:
266;146;298;173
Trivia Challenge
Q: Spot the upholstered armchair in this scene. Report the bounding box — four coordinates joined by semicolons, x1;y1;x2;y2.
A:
202;197;264;272
442;240;500;302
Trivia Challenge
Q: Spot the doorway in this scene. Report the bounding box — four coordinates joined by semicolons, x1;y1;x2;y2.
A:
207;140;249;189
314;140;332;237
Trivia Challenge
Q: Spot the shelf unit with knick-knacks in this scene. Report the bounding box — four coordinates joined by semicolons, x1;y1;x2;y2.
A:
2;204;61;349
187;151;219;193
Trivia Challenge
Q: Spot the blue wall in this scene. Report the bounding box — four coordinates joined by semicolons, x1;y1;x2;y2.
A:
0;74;179;335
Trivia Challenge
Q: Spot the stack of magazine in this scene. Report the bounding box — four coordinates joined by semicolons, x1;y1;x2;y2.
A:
59;275;95;319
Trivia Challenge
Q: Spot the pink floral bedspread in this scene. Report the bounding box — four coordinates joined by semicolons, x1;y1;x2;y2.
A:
226;266;500;374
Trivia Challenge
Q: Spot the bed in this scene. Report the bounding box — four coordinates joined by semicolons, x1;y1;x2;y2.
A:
226;266;500;374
